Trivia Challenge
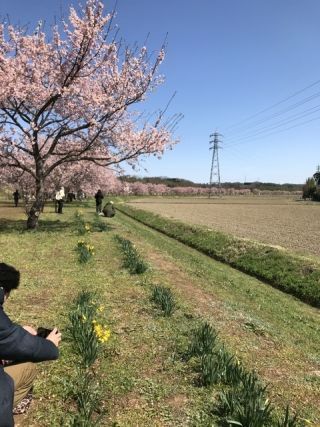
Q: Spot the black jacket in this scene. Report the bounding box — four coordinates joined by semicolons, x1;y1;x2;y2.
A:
94;191;104;204
0;289;59;427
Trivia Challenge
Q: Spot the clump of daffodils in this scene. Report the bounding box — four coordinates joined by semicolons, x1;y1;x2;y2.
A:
77;240;95;254
92;320;111;343
84;223;91;233
76;240;95;263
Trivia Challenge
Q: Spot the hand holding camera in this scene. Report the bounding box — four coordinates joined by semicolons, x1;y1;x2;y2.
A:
36;327;62;348
45;328;62;348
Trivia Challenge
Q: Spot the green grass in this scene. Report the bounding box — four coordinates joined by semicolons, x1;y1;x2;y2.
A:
0;202;221;425
116;204;320;307
1;200;319;425
112;210;320;423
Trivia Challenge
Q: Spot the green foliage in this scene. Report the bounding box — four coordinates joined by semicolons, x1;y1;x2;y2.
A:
184;322;300;426
221;390;272;427
275;406;299;427
66;371;103;426
92;213;109;232
68;291;99;368
73;210;91;235
218;372;273;427
302;177;316;199
67;291;110;425
76;240;95;263
200;353;222;386
151;285;175;316
312;188;320;202
115;235;148;274
117;205;320;307
188;322;217;358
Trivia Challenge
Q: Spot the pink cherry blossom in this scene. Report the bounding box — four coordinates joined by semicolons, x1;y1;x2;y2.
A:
0;0;177;228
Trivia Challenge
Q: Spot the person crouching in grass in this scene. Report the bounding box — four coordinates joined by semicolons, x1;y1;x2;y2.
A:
0;263;61;427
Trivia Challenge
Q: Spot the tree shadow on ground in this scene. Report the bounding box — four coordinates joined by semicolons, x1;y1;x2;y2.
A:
0;218;71;234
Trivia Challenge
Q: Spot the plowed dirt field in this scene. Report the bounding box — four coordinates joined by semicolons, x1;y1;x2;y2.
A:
129;196;320;258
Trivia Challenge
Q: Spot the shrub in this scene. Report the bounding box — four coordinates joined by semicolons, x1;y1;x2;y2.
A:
302;177;316;199
151;285;175;316
312;189;320;202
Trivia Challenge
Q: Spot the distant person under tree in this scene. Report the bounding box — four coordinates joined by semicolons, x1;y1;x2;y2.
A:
12;190;20;208
94;190;104;214
55;187;65;214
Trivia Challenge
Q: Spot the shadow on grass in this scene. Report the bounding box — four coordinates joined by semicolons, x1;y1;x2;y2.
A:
0;218;71;234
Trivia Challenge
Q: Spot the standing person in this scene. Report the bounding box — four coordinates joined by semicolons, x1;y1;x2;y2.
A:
102;201;116;217
12;190;20;208
94;189;104;214
55;187;65;214
0;263;61;426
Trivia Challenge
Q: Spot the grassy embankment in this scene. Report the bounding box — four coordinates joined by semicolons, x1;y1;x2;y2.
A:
114;208;320;422
0;199;243;426
0;198;319;425
116;204;320;307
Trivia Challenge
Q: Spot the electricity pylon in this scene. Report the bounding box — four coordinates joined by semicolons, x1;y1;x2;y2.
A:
208;132;222;198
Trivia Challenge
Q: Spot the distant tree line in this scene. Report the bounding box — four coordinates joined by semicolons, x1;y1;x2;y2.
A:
120;176;302;192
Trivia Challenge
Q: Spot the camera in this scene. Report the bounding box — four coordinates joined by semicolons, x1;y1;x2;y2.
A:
37;327;53;338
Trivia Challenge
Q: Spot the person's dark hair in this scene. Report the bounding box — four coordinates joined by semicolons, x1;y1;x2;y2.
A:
0;263;20;293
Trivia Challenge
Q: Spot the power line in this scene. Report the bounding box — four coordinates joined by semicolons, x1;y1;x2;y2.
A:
224;112;320;148
224;90;320;141
224;101;320;146
223;78;320;133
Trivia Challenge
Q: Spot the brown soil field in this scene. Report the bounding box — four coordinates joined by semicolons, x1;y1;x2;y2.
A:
128;196;320;258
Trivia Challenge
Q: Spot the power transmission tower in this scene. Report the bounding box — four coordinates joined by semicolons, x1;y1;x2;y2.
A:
208;132;222;198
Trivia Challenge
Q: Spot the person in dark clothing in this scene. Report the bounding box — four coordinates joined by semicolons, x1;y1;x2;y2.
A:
67;192;76;203
12;190;20;208
94;189;104;214
0;263;61;426
102;201;116;218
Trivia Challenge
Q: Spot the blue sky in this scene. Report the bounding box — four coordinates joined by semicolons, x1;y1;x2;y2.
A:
1;0;320;183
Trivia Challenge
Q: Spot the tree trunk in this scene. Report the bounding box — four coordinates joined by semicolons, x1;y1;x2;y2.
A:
27;163;45;229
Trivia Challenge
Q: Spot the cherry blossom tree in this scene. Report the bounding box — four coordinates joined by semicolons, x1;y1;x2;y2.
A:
0;0;176;228
1;158;119;200
46;161;119;196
